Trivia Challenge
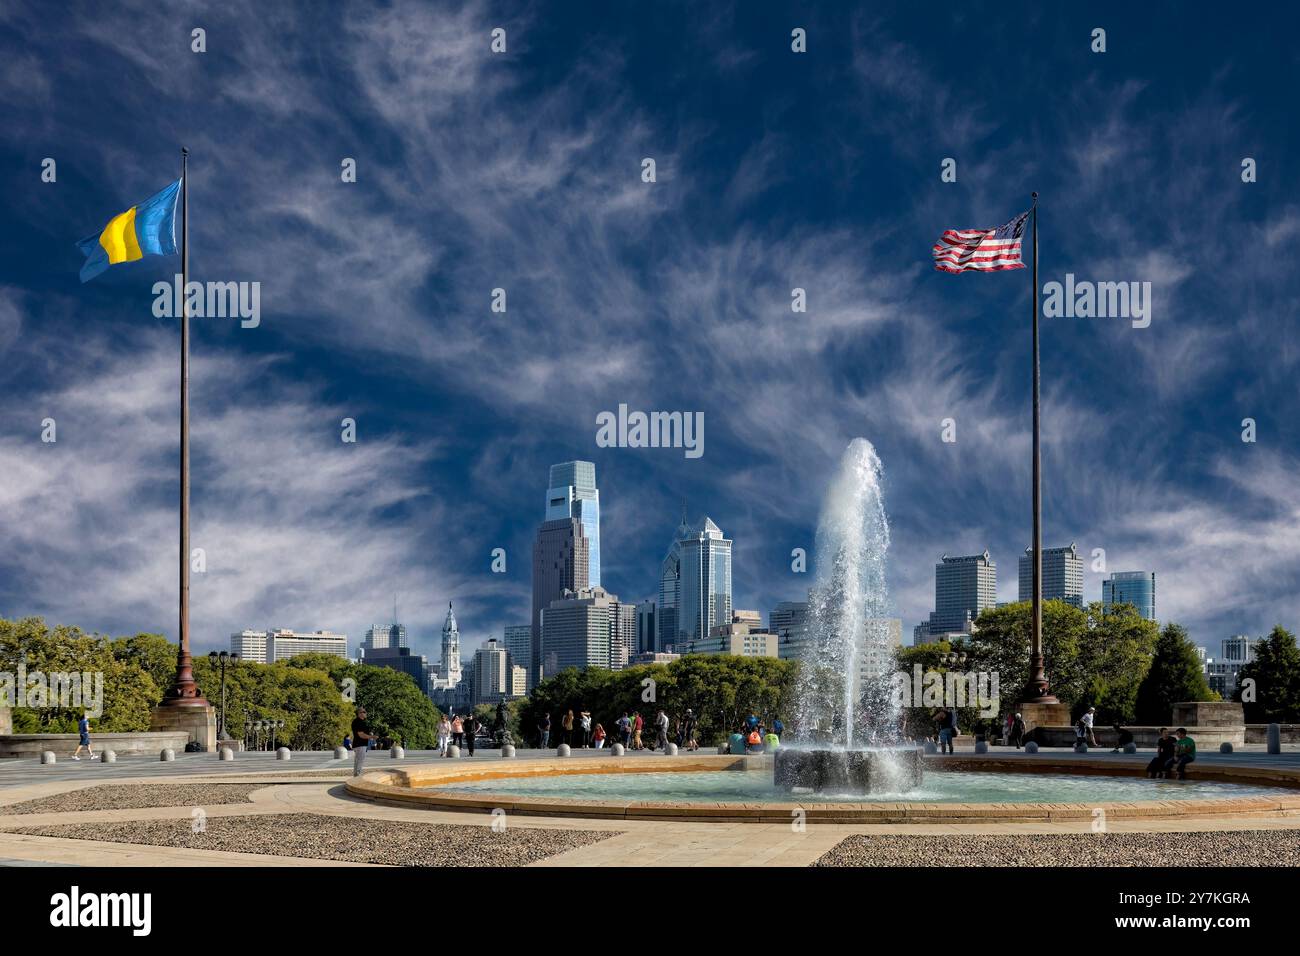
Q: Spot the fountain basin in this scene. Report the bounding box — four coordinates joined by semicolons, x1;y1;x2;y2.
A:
774;747;923;793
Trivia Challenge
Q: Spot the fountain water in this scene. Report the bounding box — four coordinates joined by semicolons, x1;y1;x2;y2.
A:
779;438;922;793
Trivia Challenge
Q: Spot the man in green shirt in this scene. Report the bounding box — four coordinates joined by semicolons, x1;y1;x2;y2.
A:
1172;727;1196;779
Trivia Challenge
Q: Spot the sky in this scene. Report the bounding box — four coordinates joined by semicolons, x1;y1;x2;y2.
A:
1;1;1298;665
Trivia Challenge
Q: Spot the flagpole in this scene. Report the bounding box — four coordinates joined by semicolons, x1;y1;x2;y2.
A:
160;146;207;708
1026;191;1055;703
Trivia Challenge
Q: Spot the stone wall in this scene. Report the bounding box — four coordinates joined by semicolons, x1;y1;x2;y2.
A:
0;731;189;758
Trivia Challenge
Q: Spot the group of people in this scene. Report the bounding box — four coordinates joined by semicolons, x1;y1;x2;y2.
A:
536;707;702;752
732;712;783;753
1146;727;1197;779
436;712;480;757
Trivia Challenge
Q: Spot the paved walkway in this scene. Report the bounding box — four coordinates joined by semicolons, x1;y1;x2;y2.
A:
3;746;1300;867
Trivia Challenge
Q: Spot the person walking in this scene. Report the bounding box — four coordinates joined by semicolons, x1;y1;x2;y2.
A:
350;706;377;777
437;715;452;756
617;712;631;748
1009;712;1026;750
538;712;551;749
682;709;698;751
463;712;478;756
580;710;592;747
632;711;644;750
451;714;464;751
593;723;607;749
562;709;575;746
1081;706;1100;748
655;709;669;751
72;711;95;761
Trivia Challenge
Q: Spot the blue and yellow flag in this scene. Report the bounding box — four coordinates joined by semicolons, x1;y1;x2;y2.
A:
77;178;181;283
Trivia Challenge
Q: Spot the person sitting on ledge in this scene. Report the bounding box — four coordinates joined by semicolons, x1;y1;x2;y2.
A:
1169;728;1196;779
1111;723;1134;753
1147;727;1176;778
745;729;764;753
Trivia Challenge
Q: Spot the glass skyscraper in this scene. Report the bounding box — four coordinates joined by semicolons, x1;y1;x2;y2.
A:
1102;571;1156;620
546;461;600;588
675;517;733;644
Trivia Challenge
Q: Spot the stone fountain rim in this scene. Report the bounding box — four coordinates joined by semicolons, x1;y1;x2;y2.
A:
343;753;1300;824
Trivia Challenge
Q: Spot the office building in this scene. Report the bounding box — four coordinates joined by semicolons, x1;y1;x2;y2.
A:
1019;543;1084;607
630;651;680;665
1102;571;1156;621
927;551;997;636
231;628;347;663
540;586;620;673
769;600;810;635
361;645;431;696
531;516;590;683
545;461;601;588
503;624;532;689
472;639;512;704
686;610;778;658
674;516;733;644
361;622;407;655
635;600;657;655
1222;634;1256;663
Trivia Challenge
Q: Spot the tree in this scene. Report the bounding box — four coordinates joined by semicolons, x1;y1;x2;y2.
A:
1236;625;1300;723
1134;623;1213;724
111;632;177;699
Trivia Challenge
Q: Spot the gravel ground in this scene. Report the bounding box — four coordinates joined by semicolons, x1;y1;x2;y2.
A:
5;812;616;865
0;784;266;815
815;830;1300;867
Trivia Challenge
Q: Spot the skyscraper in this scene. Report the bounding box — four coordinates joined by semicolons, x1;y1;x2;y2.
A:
1019;543;1084;608
531;517;590;683
635;600;657;655
540;586;619;673
1102;571;1156;620
472;638;512;704
769;600;810;635
361;622;407;654
503;624;532;687
546;461;600;588
657;518;686;651
927;551;997;636
676;516;733;644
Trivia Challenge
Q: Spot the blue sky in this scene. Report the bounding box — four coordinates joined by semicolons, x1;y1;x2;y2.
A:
2;1;1298;664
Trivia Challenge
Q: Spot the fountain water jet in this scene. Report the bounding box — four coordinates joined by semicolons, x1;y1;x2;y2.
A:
779;438;922;793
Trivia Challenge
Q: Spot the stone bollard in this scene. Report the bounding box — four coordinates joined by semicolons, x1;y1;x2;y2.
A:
41;751;57;765
390;746;405;759
557;743;571;757
1220;741;1234;754
717;745;729;756
333;746;347;759
1024;741;1039;753
101;750;116;763
219;747;234;761
974;741;988;754
611;743;625;756
446;745;461;758
923;740;937;754
1122;742;1138;754
1267;723;1282;755
501;744;516;758
276;747;290;760
665;743;679;756
160;749;175;762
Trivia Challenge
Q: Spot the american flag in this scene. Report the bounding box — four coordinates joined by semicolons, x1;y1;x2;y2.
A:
932;211;1028;273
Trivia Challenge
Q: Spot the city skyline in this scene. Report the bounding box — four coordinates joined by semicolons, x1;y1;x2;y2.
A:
2;3;1298;668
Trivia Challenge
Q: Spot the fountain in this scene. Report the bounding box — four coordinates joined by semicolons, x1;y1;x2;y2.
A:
779;438;923;794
